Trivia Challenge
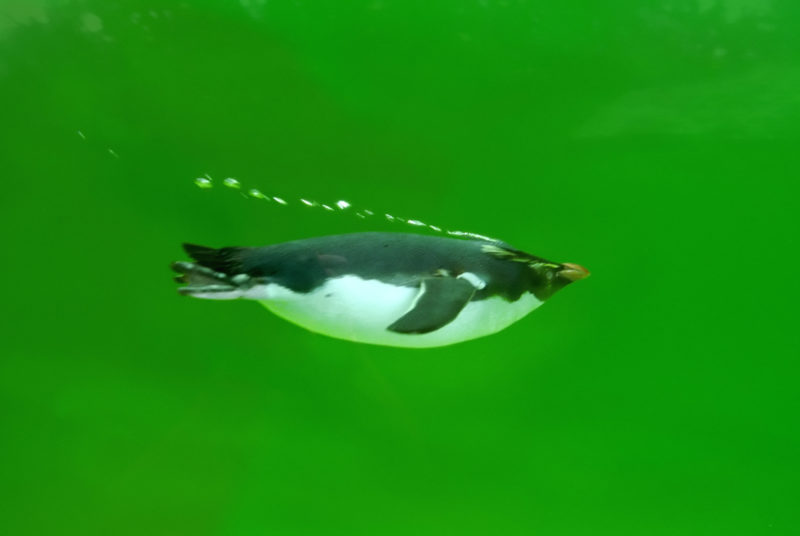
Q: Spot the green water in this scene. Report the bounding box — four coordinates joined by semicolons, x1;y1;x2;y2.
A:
1;1;798;534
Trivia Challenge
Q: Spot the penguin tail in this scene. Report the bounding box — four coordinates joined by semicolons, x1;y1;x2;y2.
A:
171;243;247;300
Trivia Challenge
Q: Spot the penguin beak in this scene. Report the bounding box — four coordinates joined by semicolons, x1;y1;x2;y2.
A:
558;263;590;282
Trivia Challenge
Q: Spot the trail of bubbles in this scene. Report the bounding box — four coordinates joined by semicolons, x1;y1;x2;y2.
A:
193;175;501;243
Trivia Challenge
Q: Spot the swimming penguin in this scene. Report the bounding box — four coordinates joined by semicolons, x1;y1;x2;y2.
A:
171;232;589;348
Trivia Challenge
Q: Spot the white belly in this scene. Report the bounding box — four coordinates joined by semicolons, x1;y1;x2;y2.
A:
255;275;542;348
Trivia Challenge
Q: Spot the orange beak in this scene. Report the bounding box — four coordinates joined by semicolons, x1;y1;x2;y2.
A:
559;263;590;282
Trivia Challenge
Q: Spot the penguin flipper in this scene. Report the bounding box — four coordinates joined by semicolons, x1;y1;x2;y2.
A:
387;277;476;334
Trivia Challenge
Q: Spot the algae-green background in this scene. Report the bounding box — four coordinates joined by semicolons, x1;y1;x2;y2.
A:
1;1;798;534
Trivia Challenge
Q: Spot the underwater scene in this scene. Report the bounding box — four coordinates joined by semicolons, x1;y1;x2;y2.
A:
1;1;798;534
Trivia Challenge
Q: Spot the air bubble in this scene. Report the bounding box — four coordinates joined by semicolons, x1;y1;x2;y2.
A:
248;188;268;199
448;230;495;242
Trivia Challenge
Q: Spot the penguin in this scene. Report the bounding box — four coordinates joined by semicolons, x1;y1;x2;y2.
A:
171;232;589;348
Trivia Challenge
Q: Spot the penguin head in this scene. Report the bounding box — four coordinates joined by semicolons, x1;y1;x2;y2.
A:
480;242;589;301
527;261;590;301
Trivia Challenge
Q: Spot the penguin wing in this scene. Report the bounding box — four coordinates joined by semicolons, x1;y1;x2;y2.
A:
387;277;476;334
